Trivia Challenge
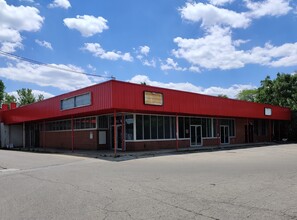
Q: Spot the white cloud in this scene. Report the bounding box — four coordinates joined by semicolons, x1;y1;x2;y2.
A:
173;26;297;70
209;0;234;6
142;59;156;67
179;2;250;29
0;0;43;52
0;61;104;91
233;39;250;47
160;58;186;71
64;15;108;37
173;26;245;70
9;90;54;100
19;0;35;3
48;0;71;9
35;39;53;50
189;66;200;73
245;0;292;18
135;45;156;67
0;0;43;32
128;75;256;98
82;43;133;62
87;64;96;72
139;45;150;56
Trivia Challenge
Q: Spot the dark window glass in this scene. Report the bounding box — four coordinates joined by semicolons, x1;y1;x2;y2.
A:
202;118;207;137
261;120;267;135
125;115;134;140
230;120;235;136
185;117;190;138
144;115;151;139
178;117;184;138
213;119;218;137
75;93;91;107
254;120;258;135
171;117;176;139
151;116;158;139
61;93;91;110
191;117;201;125
98;116;108;129
158;116;164;139
61;97;74;110
164;116;170;139
136;115;143;140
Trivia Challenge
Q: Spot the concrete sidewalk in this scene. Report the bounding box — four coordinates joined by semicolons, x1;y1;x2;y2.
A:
0;142;280;161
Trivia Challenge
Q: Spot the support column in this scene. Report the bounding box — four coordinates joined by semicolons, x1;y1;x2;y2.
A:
176;114;179;151
71;116;74;152
122;113;125;151
247;118;249;143
114;110;117;157
23;123;26;148
216;118;219;147
278;121;282;141
43;121;46;148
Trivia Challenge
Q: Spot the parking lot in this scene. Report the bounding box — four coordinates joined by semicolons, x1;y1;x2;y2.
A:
1;144;297;220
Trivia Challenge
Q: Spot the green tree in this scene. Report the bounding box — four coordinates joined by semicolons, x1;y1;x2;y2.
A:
0;80;5;105
237;89;258;102
17;88;36;106
3;93;17;104
256;73;297;110
218;94;228;98
37;94;44;102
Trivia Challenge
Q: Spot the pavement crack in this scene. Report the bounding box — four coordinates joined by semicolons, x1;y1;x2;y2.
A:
129;188;219;220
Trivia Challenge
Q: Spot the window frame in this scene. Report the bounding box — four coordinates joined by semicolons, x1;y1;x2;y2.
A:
60;92;92;111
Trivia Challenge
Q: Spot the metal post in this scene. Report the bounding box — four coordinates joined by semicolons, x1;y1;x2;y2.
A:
23;123;26;148
71;116;74;152
216;118;219;147
176;114;179;151
114;110;117;157
43;120;45;148
247;118;249;143
122;113;125;151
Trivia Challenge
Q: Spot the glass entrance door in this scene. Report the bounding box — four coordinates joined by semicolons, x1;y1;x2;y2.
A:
190;125;202;146
220;126;229;144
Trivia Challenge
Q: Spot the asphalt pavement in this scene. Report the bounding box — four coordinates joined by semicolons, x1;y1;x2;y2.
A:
1;144;297;220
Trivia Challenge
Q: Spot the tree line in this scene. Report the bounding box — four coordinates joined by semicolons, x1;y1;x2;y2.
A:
0;80;44;107
237;73;297;110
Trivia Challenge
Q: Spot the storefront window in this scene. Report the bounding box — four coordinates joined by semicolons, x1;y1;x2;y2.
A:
125;115;134;140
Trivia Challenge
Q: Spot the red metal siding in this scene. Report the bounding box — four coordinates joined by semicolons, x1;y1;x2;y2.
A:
1;81;113;124
112;81;291;120
0;80;291;124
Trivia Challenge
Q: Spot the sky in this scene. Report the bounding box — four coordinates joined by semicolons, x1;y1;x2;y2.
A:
0;0;297;100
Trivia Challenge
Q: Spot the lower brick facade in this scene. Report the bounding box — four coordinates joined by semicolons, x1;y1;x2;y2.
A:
37;117;275;151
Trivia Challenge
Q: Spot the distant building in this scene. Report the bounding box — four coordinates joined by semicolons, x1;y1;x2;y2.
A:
0;80;291;151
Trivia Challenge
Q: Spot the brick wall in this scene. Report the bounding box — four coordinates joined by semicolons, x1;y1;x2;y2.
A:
126;139;190;151
40;130;99;150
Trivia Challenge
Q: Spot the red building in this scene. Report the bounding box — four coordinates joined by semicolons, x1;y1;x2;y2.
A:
0;80;291;151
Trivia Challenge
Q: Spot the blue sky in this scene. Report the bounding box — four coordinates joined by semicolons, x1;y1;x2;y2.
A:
0;0;297;99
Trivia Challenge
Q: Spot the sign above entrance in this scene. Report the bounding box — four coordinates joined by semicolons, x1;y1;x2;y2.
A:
144;91;163;106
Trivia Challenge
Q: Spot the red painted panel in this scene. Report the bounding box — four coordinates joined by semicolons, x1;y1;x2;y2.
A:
2;81;113;124
1;80;291;125
111;80;291;120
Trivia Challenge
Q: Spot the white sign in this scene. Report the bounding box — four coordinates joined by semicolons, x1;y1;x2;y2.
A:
265;108;272;116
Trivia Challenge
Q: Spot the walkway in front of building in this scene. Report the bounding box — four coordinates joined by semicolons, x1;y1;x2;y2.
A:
0;142;282;161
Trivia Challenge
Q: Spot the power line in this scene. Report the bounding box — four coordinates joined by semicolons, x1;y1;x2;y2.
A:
0;50;115;79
